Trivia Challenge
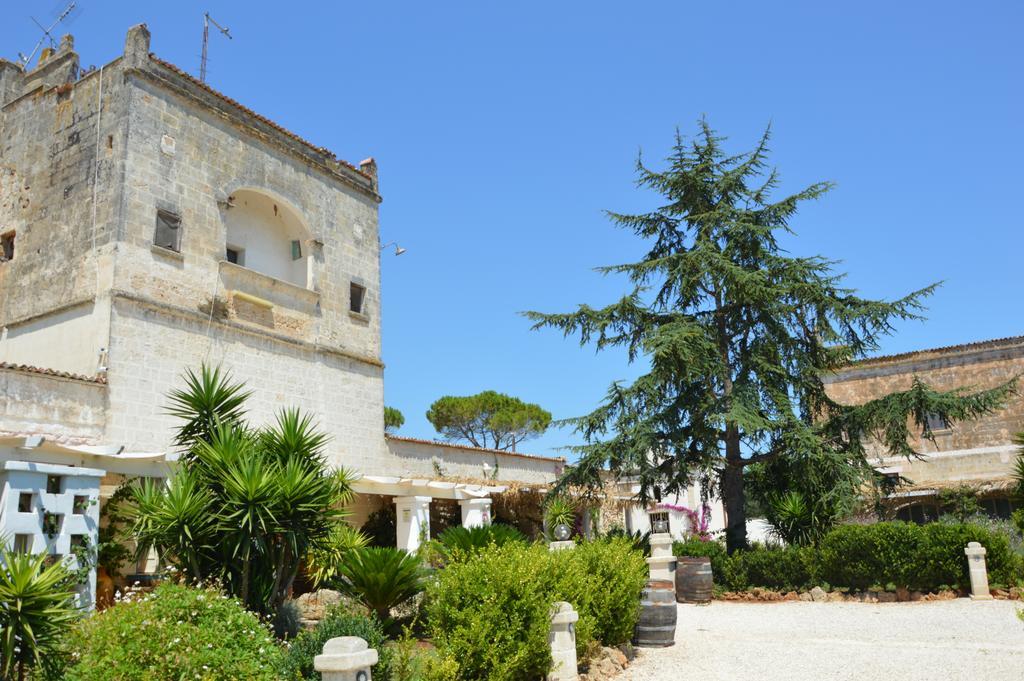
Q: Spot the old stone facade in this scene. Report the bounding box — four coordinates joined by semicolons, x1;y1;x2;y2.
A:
825;335;1024;521
0;26;564;600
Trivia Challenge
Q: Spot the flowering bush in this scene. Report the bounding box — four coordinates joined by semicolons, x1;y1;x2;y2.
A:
657;503;713;540
62;582;282;680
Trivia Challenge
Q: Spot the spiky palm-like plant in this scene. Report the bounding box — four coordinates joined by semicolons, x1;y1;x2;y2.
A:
129;365;353;614
306;523;370;589
435;524;527;560
336;547;424;623
166;364;251;451
0;549;78;681
544;497;577;531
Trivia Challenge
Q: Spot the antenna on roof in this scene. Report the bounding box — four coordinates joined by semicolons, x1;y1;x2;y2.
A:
199;11;232;83
17;2;78;69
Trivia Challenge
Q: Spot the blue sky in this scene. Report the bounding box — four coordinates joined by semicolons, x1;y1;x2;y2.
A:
4;2;1021;459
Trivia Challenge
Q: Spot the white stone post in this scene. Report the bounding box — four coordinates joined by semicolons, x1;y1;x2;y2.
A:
549;540;575;552
394;496;431;553
548;602;579;681
314;636;378;681
459;497;492;528
964;542;992;600
647;533;676;585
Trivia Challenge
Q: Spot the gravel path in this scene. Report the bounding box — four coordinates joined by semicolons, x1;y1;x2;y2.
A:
621;599;1024;681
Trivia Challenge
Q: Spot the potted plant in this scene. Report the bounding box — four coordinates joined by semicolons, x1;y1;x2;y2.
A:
544;497;577;542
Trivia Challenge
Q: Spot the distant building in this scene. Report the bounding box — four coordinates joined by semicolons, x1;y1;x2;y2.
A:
0;26;563;605
825;336;1024;522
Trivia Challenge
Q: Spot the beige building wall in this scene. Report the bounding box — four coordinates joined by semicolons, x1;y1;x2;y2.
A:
825;336;1024;515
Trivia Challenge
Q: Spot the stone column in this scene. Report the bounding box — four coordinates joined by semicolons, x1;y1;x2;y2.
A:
394;496;431;553
647;533;676;585
964;542;992;600
548;602;579;681
549;540;575;552
314;636;378;681
459;497;492;528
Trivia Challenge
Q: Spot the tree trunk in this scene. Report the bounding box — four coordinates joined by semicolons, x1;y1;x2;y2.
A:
722;431;748;553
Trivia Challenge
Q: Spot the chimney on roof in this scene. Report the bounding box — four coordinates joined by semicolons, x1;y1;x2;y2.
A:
359;157;379;191
124;24;151;69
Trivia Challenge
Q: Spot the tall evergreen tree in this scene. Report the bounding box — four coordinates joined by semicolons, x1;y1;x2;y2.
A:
527;121;1013;551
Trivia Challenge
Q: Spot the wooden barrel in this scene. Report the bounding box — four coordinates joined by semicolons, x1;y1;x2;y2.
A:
676;556;713;603
634;579;676;647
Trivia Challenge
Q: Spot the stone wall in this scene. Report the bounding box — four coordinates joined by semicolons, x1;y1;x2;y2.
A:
825;336;1024;486
385;436;565;485
0;41;126;376
0;367;106;444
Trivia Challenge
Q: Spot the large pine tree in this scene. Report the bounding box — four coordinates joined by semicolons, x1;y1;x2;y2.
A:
528;121;1013;551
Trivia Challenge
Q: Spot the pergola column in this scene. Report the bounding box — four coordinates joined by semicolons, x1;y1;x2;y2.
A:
394;495;432;552
459;497;493;528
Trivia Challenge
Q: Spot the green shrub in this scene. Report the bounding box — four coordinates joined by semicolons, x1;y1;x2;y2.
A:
732;544;817;592
278;606;392;680
426;543;553;681
918;522;1018;589
817;522;919;590
553;538;646;646
425;538;646;680
64;582;281;680
818;521;1021;591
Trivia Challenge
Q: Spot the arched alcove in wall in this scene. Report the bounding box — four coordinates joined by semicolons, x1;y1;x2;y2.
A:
224;189;311;288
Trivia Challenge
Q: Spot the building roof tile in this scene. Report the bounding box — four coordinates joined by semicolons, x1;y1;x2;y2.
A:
0;362;106;384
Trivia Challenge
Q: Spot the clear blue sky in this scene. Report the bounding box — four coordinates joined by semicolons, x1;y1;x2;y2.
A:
5;2;1021;459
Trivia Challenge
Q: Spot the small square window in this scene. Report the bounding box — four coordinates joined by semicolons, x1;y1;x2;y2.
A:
925;413;949;432
46;475;62;495
73;495;89;515
12;534;31;554
154;209;182;252
0;231;14;261
70;534;85;549
350;282;366;315
17;493;33;513
291;239;303;260
226;246;244;265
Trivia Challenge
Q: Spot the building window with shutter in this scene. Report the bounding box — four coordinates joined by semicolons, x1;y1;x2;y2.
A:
154;210;182;252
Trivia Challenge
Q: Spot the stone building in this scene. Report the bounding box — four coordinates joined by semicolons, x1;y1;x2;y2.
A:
825;335;1024;522
0;26;563;601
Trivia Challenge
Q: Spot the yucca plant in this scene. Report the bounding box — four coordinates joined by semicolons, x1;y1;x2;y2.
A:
306;523;370;589
544;496;577;537
0;548;78;680
336;547;424;622
166;364;251;451
129;365;352;614
435;524;527;561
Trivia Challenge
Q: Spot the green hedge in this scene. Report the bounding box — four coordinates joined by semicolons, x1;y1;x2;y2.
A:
819;522;1019;591
424;538;646;681
675;521;1022;593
